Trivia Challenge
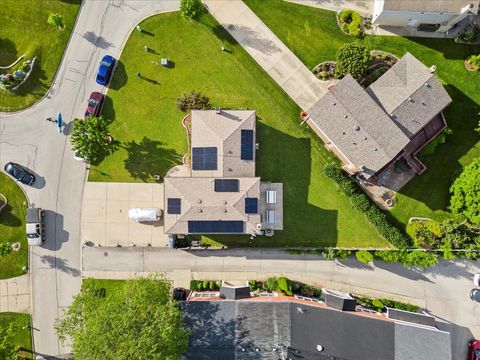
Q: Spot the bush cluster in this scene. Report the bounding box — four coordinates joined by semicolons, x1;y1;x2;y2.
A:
420;128;453;157
176;91;212;112
469;54;480;68
338;9;363;38
335;42;372;79
355;295;419;313
189;280;221;291
373;250;439;268
323;163;409;248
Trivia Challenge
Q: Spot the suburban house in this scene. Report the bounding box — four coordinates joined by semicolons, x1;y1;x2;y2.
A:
181;284;452;360
164;110;283;237
372;0;479;33
307;52;452;180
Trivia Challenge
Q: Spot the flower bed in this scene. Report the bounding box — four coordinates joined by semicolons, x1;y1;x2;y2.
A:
0;57;36;91
358;51;398;88
455;24;480;44
313;61;337;80
465;55;480;71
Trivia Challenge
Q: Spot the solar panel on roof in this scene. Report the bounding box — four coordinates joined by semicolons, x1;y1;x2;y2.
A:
192;147;217;170
214;179;239;192
167;198;181;214
188;220;244;233
245;198;258;214
241;130;254;160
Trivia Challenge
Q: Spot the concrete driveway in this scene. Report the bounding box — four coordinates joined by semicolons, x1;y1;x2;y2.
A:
82;182;168;247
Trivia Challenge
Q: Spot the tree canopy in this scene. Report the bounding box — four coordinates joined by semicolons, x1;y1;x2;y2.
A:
70;116;116;165
336;42;371;79
55;277;190;360
180;0;205;21
450;157;480;224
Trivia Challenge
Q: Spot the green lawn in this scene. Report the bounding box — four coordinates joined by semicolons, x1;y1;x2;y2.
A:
0;172;28;279
0;0;81;111
245;0;480;228
0;312;33;359
89;12;388;248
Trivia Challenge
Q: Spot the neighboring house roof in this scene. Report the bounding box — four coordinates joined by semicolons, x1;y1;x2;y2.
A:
367;53;452;138
164;176;261;234
381;0;478;14
181;300;452;360
191;110;256;178
307;74;410;175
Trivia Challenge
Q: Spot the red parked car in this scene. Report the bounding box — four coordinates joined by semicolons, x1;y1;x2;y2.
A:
469;340;480;360
84;91;104;119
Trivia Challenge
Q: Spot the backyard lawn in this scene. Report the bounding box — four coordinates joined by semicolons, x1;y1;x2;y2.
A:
0;0;81;111
89;12;388;248
245;0;480;228
0;312;33;359
0;172;28;279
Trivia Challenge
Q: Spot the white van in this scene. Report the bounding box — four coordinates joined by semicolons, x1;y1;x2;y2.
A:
128;208;162;222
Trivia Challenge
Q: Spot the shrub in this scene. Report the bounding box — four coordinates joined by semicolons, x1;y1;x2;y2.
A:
341;23;349;33
180;0;205;21
322;248;352;260
349;193;371;212
336;42;371;79
202;280;209;290
338;178;357;196
0;243;12;257
215;281;222;289
47;13;64;29
402;251;438;268
440;241;456;261
208;281;215;290
374;250;407;263
299;284;315;297
450;158;480;225
277;277;292;295
380;298;418;313
348;13;363;38
324;163;345;182
355;250;373;264
176;91;212;112
339;9;354;23
463;244;480;261
189;280;198;291
264;277;278;292
406;221;442;249
18;61;31;72
421;128;453;157
469;54;480;68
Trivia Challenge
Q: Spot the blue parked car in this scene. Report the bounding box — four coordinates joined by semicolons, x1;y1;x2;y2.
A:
96;55;115;85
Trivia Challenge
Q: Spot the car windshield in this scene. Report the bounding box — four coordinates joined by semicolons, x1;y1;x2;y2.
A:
88;98;98;105
10;166;22;178
101;60;110;66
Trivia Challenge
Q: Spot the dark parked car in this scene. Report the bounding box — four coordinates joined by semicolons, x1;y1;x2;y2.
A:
172;287;187;301
4;162;35;185
84;91;105;119
469;339;480;360
96;55;115;85
471;289;480;302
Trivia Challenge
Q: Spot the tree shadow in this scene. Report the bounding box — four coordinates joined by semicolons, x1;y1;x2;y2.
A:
207;121;338;247
0;38;18;66
397;85;480;211
83;31;114;49
108;60;127;90
0;203;21;227
42;210;69;251
123;137;182;181
40;255;80;277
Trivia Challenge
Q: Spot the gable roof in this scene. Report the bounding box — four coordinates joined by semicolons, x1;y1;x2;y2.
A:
191;110;256;178
164;177;261;234
382;0;478;14
308;74;410;175
367;53;452;137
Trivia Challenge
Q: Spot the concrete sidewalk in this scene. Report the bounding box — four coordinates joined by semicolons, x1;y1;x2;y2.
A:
0;275;30;313
204;0;330;111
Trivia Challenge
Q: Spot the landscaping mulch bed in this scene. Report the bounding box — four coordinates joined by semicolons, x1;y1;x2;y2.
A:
313;61;337;81
359;51;398;88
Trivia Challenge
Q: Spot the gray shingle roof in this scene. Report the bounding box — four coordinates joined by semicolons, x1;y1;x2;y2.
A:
307;74;410;174
395;323;452;360
367;53;452;138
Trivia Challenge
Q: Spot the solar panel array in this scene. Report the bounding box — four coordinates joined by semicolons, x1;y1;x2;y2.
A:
244;197;258;214
188;220;244;233
192;147;218;170
214;179;240;192
167;198;181;214
241;130;254;160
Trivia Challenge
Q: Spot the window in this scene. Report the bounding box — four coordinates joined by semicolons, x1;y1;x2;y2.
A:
167;198;181;214
245;198;258;214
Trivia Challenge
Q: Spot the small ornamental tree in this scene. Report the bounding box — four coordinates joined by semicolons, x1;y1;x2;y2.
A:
450;158;480;225
47;13;64;30
70;116;116;165
176;91;212;112
336;42;371;79
180;0;205;21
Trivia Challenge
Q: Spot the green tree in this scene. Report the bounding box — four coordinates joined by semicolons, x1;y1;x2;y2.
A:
450;158;480;224
47;13;64;29
55;276;189;360
0;322;18;360
70;116;116;165
336;42;371;79
355;250;373;264
180;0;205;21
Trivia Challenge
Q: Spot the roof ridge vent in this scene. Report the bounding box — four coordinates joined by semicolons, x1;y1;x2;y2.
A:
198;199;202;204
353;125;360;131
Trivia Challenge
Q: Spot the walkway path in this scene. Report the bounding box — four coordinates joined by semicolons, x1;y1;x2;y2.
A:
0;275;30;313
204;0;330;111
0;1;179;357
83;246;480;359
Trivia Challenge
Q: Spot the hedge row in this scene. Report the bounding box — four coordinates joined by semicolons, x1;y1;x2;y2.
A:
189;280;221;291
324;163;410;248
355;295;419;313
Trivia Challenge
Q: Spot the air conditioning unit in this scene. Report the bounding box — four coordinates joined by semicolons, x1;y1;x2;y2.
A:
256;223;263;231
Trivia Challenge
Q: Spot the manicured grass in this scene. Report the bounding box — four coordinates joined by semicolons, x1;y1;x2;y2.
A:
0;0;81;111
0;312;33;359
0;172;28;279
245;0;480;228
90;12;388;248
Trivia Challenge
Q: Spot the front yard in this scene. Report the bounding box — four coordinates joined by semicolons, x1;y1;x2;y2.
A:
0;172;28;279
0;0;81;111
245;0;480;228
0;312;33;359
89;12;388;248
